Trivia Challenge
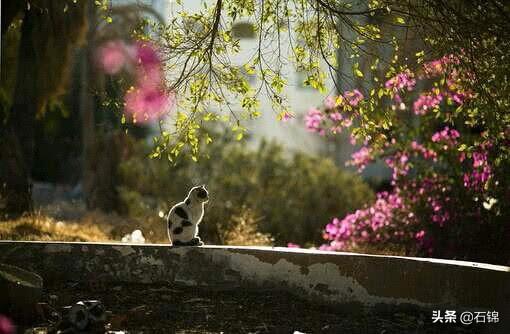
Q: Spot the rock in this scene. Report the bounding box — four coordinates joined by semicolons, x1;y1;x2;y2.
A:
0;263;43;323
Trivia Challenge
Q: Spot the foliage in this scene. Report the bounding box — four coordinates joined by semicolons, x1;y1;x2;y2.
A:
103;0;410;161
118;134;373;245
310;55;509;264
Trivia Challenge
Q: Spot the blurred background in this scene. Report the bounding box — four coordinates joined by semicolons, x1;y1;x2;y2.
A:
0;0;377;246
1;0;508;266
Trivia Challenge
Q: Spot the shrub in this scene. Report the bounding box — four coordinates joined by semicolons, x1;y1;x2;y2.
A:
308;55;510;264
118;135;374;246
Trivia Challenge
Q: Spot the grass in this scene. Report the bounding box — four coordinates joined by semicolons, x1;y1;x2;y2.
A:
0;209;273;246
0;213;111;242
0;200;275;246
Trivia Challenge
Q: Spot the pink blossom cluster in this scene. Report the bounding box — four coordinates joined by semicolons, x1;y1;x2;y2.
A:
385;152;411;182
416;177;451;227
323;89;365;111
413;91;443;115
324;96;336;109
381;55;471;117
344;89;364;107
320;191;415;251
431;126;460;148
384;70;416;110
385;70;416;92
96;40;175;123
304;107;326;135
319;172;452;253
410;141;438;161
421;54;473;108
305;89;363;135
422;54;460;78
347;146;373;171
96;40;130;75
449;90;471;105
385;142;438;182
463;145;493;190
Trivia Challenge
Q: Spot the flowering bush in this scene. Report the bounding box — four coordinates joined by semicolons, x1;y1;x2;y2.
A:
96;40;175;123
306;55;510;264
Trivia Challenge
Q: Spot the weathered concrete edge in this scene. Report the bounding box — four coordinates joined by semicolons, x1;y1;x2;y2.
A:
2;240;507;272
0;241;508;314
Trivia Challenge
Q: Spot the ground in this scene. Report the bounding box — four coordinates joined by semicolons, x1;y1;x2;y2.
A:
21;282;484;333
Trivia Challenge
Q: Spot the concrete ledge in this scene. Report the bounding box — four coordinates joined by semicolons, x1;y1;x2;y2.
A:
0;241;508;313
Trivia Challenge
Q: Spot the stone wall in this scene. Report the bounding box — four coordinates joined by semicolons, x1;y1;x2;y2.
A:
0;241;508;317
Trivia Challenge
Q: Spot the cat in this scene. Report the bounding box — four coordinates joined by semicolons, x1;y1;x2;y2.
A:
167;185;208;246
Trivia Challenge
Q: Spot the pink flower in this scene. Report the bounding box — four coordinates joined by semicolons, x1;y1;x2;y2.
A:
415;230;425;241
342;118;353;127
0;315;14;334
349;134;357;145
124;85;176;123
132;41;165;88
96;40;129;75
448;91;471;105
385;70;416;92
422;54;460;78
287;243;301;248
329;112;343;121
324;96;336;109
304;107;324;133
320;191;415;252
95;40;164;83
348;146;372;171
463;146;492;191
344;89;364;106
431;127;460;148
413;91;443;115
330;126;342;134
133;41;161;70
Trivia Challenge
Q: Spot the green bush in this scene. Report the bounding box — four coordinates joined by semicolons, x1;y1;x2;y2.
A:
118;134;374;246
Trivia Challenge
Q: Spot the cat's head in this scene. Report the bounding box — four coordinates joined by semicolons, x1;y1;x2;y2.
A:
188;185;209;204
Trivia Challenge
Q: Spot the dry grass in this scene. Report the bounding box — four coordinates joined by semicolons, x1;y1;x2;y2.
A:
0;202;273;246
0;212;111;242
221;210;274;246
0;209;274;246
0;208;185;244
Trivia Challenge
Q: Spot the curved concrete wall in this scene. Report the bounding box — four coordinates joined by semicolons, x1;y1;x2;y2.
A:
0;241;508;316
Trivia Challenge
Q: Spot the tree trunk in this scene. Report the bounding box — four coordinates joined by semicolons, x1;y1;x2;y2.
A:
80;0;98;210
0;1;87;218
0;9;38;218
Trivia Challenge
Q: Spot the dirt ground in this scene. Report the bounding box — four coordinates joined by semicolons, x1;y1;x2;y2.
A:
21;282;486;334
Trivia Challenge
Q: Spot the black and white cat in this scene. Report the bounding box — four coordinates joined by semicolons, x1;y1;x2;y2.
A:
167;185;208;246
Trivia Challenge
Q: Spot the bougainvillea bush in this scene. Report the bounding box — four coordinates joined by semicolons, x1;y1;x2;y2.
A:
305;55;510;264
